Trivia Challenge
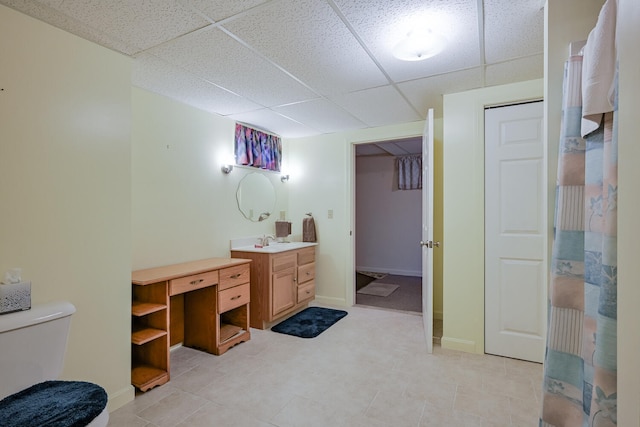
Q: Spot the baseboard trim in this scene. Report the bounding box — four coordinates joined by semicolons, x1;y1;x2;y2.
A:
313;296;347;308
107;384;135;412
441;337;479;354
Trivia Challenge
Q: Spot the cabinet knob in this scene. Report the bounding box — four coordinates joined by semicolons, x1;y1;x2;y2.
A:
230;273;241;279
231;295;241;300
190;279;204;285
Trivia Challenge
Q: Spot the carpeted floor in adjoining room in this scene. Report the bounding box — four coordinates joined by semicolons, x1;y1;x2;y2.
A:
355;273;422;313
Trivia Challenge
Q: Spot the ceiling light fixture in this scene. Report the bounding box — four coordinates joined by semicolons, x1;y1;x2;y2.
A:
392;27;446;61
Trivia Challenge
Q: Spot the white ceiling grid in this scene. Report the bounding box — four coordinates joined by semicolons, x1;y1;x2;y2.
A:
0;0;544;138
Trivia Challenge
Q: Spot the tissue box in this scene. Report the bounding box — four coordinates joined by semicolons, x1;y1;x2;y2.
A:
0;281;31;314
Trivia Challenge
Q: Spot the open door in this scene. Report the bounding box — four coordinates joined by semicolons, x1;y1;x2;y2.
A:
421;109;436;353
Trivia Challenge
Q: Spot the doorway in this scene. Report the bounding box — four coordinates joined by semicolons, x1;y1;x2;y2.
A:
353;138;423;313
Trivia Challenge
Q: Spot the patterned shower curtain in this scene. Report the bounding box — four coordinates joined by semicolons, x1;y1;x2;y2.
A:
540;3;618;425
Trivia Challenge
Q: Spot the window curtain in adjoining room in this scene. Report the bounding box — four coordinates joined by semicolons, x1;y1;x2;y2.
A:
235;123;282;171
540;1;617;426
397;155;422;190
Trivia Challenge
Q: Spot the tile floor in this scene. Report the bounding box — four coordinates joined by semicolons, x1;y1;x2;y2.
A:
109;305;542;427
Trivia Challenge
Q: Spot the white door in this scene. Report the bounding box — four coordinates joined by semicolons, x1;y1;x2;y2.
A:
484;101;545;363
421;109;435;353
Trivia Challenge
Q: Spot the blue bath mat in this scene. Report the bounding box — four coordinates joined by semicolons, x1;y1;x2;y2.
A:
271;307;348;338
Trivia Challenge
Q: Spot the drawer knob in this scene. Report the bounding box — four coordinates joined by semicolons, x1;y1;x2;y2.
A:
190;279;204;285
230;273;241;279
231;295;242;300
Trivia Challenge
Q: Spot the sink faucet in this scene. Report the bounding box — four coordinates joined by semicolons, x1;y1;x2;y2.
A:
258;235;276;246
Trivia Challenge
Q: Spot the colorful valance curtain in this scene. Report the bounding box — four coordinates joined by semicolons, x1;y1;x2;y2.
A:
234;123;282;172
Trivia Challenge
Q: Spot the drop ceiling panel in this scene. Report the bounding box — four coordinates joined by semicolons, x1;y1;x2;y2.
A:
1;0;547;139
133;53;262;116
274;99;366;134
355;144;388;156
398;68;483;118
356;137;422;156
334;0;481;82
185;0;269;22
45;0;210;54
484;0;544;63
228;109;319;139
331;85;422;127
4;0;139;54
223;0;389;96
147;27;318;107
485;55;544;87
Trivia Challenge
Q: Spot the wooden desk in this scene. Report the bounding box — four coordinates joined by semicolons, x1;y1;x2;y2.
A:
131;258;251;392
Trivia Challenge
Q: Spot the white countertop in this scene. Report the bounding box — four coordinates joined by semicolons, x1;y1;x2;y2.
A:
230;241;317;253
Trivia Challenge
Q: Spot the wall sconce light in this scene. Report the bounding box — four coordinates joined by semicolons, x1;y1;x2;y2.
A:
221;164;234;174
280;174;290;182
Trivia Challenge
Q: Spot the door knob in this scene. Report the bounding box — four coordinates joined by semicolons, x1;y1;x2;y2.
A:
420;240;441;248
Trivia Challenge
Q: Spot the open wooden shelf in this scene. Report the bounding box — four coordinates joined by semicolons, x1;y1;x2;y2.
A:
131;364;169;392
132;301;166;317
219;323;244;343
131;327;167;345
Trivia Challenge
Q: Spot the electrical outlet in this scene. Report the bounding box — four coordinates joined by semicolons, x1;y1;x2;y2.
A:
328;209;333;219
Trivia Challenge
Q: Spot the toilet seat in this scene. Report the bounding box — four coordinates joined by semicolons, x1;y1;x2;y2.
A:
86;408;109;427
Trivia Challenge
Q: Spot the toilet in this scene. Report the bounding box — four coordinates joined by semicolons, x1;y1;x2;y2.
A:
0;301;109;427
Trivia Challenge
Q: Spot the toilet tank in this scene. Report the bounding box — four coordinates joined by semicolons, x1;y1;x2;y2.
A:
0;301;76;400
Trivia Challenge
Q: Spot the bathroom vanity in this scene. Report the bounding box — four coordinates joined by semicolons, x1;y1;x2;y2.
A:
231;242;317;329
130;257;251;391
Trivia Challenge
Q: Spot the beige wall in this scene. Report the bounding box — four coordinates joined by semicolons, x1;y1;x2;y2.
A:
0;5;133;410
131;88;288;270
616;0;640;424
441;80;543;353
4;0;638;420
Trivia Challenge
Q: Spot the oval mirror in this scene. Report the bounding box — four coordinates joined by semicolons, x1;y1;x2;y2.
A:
236;172;276;222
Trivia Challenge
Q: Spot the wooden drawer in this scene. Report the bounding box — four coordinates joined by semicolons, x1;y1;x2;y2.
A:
170;270;218;296
219;263;250;291
297;280;315;303
297;247;315;265
218;283;250;313
272;253;296;272
297;262;315;284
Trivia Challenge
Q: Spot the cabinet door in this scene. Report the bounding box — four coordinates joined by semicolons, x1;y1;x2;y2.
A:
272;267;296;316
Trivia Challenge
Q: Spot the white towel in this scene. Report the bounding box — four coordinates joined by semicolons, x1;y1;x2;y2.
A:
581;0;617;137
